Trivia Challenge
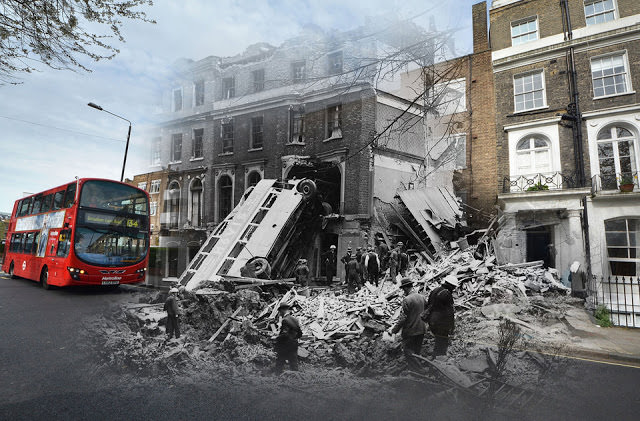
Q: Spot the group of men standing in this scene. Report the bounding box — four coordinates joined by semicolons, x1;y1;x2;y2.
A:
338;241;409;293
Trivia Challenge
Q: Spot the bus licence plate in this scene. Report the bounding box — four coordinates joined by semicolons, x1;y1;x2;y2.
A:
101;281;120;285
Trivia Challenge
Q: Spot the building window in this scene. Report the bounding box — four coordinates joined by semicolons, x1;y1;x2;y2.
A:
328;51;343;75
511;17;538;46
167;181;180;229
137;182;147;191
604;218;640;277
513;71;546;112
222;120;234;153
218;175;233;221
172;88;182;111
194;80;205;106
253;69;265;92
326;104;342;138
190;178;203;226
251;116;264;149
192;128;204;158
292;61;306;81
516;136;551;176
171;133;182;162
150;201;157;216
290;109;305;143
585;0;616;25
151;137;161;165
247;171;261;187
597;125;637;190
591;53;630;98
150;179;161;194
222;77;235;99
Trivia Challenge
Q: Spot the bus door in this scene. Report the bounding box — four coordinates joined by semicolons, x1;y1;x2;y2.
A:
52;229;72;280
46;229;62;279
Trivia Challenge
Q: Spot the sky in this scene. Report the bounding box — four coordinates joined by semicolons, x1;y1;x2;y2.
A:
0;0;481;213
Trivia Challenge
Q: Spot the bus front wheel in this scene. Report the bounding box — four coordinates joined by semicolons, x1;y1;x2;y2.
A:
41;267;51;290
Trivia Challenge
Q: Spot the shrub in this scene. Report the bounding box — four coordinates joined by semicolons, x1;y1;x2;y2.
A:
595;305;613;327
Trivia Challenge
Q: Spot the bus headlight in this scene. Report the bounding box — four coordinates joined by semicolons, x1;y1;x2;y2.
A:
67;267;85;280
136;267;147;279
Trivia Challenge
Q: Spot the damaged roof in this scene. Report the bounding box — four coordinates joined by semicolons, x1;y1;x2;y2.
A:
398;186;464;231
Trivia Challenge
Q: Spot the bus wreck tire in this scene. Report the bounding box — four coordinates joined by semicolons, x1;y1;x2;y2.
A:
296;179;317;199
41;267;51;290
251;257;272;279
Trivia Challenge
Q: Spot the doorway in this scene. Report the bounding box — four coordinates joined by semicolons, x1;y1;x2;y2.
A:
526;225;554;268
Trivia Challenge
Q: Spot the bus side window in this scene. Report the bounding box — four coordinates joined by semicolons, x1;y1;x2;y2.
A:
10;233;23;253
18;198;31;217
57;230;71;258
63;184;76;208
41;194;53;213
53;191;64;210
23;232;35;255
32;195;43;214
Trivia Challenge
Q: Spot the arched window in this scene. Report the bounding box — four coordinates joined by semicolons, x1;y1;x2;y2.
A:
597;125;637;190
167;181;180;229
247;171;261;188
190;178;203;227
515;135;551;176
218;175;233;221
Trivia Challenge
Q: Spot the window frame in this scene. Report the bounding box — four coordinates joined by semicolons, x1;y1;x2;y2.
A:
596;125;638;190
149;179;161;194
192;128;204;159
252;69;265;93
137;182;147;191
515;135;553;176
584;0;617;26
325;104;343;139
513;70;547;113
151;137;161;166
328;51;343;75
604;218;640;277
171;133;183;162
193;79;205;107
510;16;539;47
251;116;264;150
292;61;306;82
221;120;234;154
289;108;305;144
222;77;235;99
172;87;183;112
590;51;632;99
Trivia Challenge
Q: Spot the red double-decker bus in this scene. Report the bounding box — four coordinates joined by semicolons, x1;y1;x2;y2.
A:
2;178;149;289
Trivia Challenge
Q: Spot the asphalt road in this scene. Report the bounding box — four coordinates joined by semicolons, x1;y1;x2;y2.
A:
1;272;639;420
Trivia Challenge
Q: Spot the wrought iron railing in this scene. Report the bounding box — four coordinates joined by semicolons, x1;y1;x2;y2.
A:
587;275;640;328
502;171;584;193
591;171;640;194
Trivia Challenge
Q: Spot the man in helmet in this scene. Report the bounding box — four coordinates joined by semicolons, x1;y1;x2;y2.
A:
164;287;181;340
294;258;310;288
274;303;302;374
322;244;337;285
340;246;353;284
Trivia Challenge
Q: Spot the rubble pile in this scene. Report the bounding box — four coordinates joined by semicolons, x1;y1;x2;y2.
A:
91;245;583;387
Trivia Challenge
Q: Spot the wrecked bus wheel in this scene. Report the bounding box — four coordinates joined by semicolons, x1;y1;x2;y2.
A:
244;257;272;279
296;179;317;199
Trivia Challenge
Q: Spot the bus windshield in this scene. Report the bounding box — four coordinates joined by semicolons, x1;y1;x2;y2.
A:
80;180;148;215
74;226;148;266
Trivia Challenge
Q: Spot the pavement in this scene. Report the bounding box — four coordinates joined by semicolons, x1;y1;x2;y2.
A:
557;307;640;366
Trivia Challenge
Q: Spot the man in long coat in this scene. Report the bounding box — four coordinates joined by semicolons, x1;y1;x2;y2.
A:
274;303;302;373
389;278;427;371
425;275;457;357
164;287;181;339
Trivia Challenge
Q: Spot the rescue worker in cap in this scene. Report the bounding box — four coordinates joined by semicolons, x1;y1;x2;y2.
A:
293;258;310;288
398;241;409;277
424;275;457;357
322;245;337;285
364;245;380;287
274;303;302;373
388;243;400;283
340;246;352;284
389;278;428;372
345;254;361;294
164;287;181;340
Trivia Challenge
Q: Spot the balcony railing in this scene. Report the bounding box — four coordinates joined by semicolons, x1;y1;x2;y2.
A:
502;171;584;193
591;171;640;194
587;275;640;328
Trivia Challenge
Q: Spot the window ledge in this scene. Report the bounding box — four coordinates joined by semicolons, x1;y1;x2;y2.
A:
190;157;204;162
286;142;306;146
512;105;549;115
593;91;636;100
168;160;182;165
218;152;234;157
247;147;263;152
323;135;343;143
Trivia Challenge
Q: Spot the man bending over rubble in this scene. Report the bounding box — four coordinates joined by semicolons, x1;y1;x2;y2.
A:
164;287;181;340
388;278;428;372
274;303;302;374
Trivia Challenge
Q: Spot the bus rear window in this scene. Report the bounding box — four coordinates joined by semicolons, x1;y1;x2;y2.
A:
64;183;76;208
80;180;148;215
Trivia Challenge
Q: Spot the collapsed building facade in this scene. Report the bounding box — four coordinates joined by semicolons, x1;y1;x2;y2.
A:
491;0;640;326
144;24;444;282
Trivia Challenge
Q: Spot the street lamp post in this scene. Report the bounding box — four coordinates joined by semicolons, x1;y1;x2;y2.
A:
87;102;132;182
